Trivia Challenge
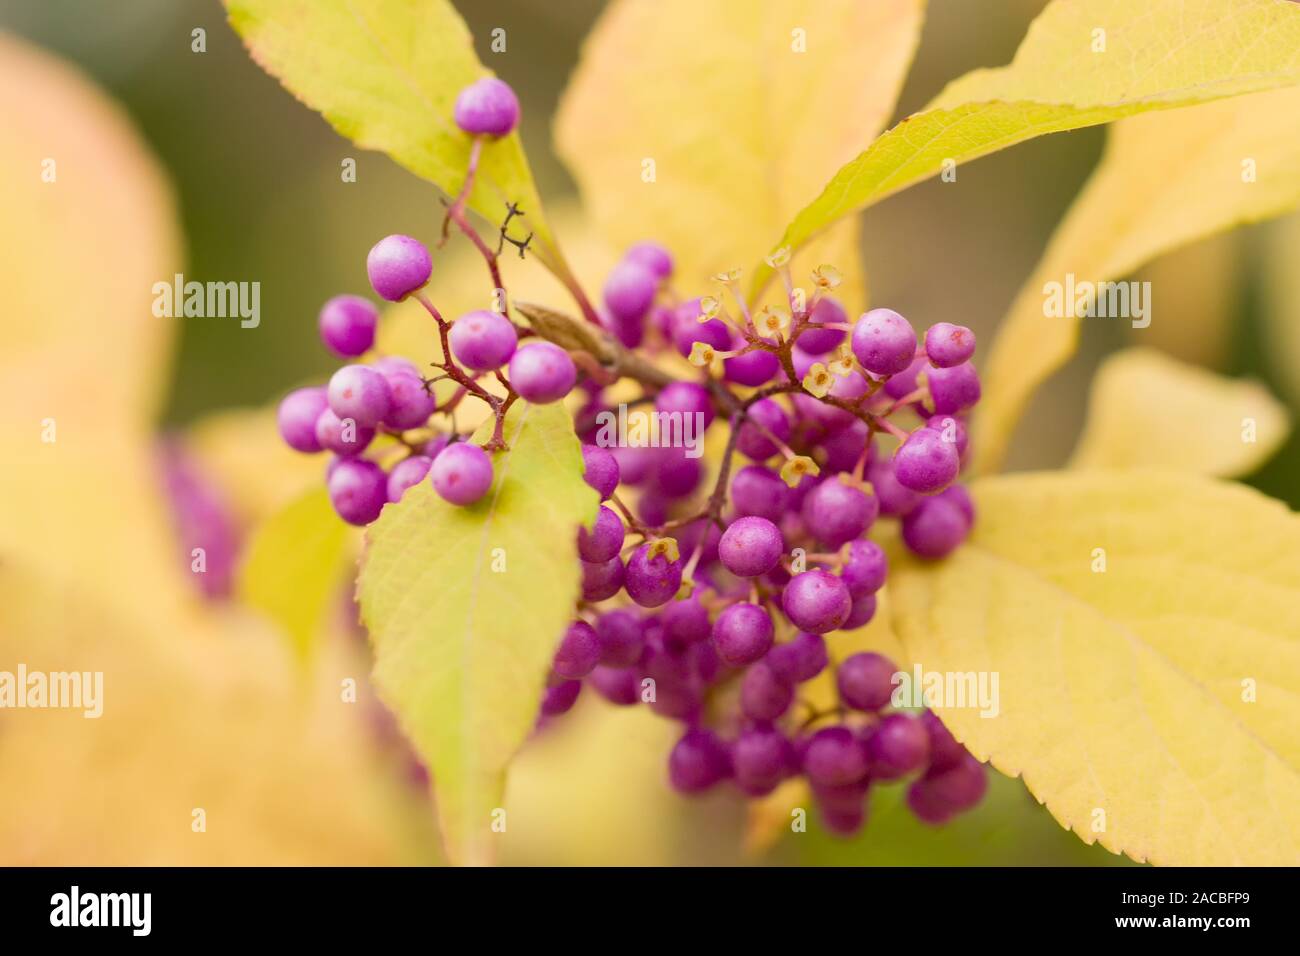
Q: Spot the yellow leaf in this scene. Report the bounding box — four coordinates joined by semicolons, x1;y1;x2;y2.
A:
556;0;927;299
1068;348;1289;476
889;470;1300;865
758;0;1300;294
976;85;1300;472
1263;211;1300;403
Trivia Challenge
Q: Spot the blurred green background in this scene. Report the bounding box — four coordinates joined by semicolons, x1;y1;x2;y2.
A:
6;0;1294;865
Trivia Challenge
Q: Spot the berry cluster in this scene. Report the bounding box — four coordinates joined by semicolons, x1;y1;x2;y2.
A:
275;76;987;837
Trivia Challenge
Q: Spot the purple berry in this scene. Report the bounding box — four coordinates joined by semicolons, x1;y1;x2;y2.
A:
718;515;783;578
908;752;988;823
277;386;329;453
921;709;966;772
540;679;581;717
864;713;930;779
937;483;975;524
553;620;601;680
925;413;969;458
840;539;888;597
386;454;433;502
924;322;975;368
659;596;711;647
366;234;432;302
382;371;438;430
328;364;391;428
733;727;794;796
819;420;872;474
781;569;852;634
508;342;576;404
893;428;959;494
672;311;732;358
655;381;715;429
318;294;379;357
801;477;878;549
581;444;620;500
580;556;625;602
813;780;870;836
901;493;971;559
314;408;375;457
327;458;387;526
453;76;520;137
740;660;794;722
625;241;673;280
797;296;848;355
883;355;927;401
836;652;897;711
449;309;518;372
430;442;494;506
736;398;791;460
651;448;703;499
851;308;917;376
730;465;788;522
842;592;878;629
723;345;781;387
593;608;644;664
803;726;868;787
865;457;921;516
603;260;658;322
668;729;731;794
766;632;828;684
711;602;774;665
577;504;625;563
588;665;639;706
624;543;683;608
925;360;981;415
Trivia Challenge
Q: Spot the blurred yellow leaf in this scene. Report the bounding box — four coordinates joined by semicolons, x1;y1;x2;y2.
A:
1263;212;1300;404
556;0;927;300
976;85;1300;472
889;470;1300;865
1068;348;1289;476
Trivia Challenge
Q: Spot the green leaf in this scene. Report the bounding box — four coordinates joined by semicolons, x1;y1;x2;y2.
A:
238;488;353;661
223;0;567;277
888;470;1300;865
753;0;1300;293
357;402;598;865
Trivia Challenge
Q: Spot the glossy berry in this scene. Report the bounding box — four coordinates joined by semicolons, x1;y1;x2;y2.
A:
851;308;917;376
797;296;848;355
736;398;791;460
668;729;730;794
580;556;625;602
740;660;794;722
386;454;433;502
926;414;968;458
509;342;576;404
553;620;601;680
730;465;787;522
328;364;391;428
732;727;793;796
724;342;781;387
801;477;878;548
711;602;774;666
449;309;517;372
540;679;582;717
883;355;927;401
660;597;711;647
893;428;959;494
925;361;981;415
453;76;520;137
803;726;868;787
836;652;898;712
624;544;683;608
314;408;375;457
581;444;620;500
652;448;703;499
327;458;387;526
655;381;715;429
865;713;930;779
625;241;674;280
901;492;971;559
430;442;493;505
766;632;827;684
603;260;658;322
577;505;625;563
382;370;438;430
318;294;379;357
277;386;329;453
672;312;732;358
781;569;852;634
839;538;888;597
717;516;783;578
366;234;432;302
866;457;921;516
924;322;975;368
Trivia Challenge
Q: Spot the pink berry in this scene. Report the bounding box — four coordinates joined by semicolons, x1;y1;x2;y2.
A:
366;234;432;302
314;408;375;457
624;241;673;280
893;427;959;494
925;361;981;415
327;458;387;526
449;309;518;372
851;308;917;376
781;569;852;634
603;259;658;323
318;294;379;357
718;515;783;578
508;341;576;404
924;322;976;368
386;454;433;502
277;386;329;453
453;77;520;137
430;442;494;506
327;364;391;428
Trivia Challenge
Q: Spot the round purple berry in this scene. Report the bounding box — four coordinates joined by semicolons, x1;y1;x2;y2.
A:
723;345;781;387
925;361;981;415
711;602;774;666
577;504;625;563
864;713;930;779
842;592;877;629
588;665;639;706
553;620;601;680
839;539;888;598
328;364;391;428
740;660;794;722
797;296;848;355
781;569;852;634
730;465;788;522
593;608;645;667
314;408;375;457
580;556;625;602
327;458;387;526
736;398;790;461
921;709;966;772
851;308;917;376
836;652;898;712
277;386;329;453
803;726;868;788
924;322;976;368
453;76;520;137
659;596;711;647
508;341;576;404
449;309;517;372
925;413;969;458
901;493;971;559
430;442;494;506
893;427;960;494
865;457;921;516
581;444;619;500
732;727;794;796
766;632;828;684
540;679;581;717
655;381;715;429
386;454;433;502
908;752;988;823
382;370;438;430
668;729;730;794
883;355;927;401
603;260;658;323
366;234;432;302
718;515;783;578
624;241;673;280
801;477;878;549
671;311;732;358
624;543;683;608
318;294;379;357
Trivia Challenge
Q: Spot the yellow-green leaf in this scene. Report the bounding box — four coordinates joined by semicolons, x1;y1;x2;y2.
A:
889;470;1300;865
239;488;354;660
556;0;926;297
976;85;1300;472
757;0;1300;294
357;402;599;864
223;0;567;277
1068;348;1289;476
